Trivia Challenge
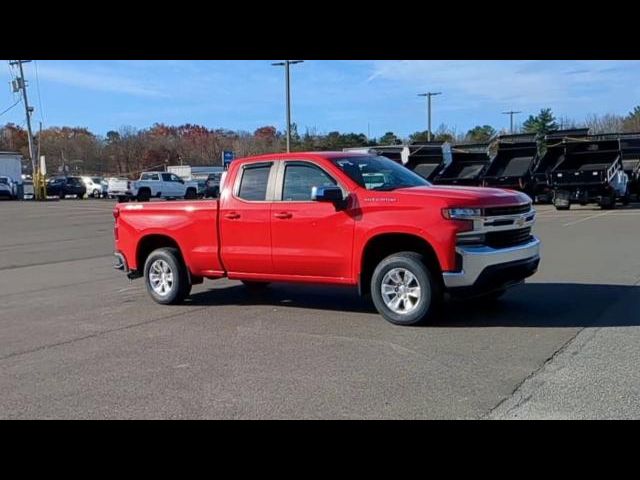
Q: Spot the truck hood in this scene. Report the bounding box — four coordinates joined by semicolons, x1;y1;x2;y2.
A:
396;185;531;206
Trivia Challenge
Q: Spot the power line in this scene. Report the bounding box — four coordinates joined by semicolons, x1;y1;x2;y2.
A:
0;98;21;117
502;110;522;134
417;92;442;142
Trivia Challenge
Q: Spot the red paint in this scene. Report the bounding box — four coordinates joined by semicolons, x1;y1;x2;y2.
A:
114;152;531;283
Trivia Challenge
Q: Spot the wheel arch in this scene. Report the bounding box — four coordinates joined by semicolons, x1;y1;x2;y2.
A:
358;232;442;297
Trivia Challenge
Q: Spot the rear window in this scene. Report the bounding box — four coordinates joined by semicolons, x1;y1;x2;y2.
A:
237;164;271;201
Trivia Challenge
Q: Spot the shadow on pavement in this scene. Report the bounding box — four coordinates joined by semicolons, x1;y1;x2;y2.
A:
186;282;640;328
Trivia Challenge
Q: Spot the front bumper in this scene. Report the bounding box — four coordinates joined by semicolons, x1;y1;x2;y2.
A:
442;237;540;289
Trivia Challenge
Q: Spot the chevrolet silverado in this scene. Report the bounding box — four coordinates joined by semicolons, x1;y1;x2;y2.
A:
113;152;541;326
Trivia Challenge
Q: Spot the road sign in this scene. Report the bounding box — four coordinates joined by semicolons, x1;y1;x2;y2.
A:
222;151;235;168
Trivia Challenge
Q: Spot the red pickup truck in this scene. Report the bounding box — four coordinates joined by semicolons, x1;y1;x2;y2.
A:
113;152;540;325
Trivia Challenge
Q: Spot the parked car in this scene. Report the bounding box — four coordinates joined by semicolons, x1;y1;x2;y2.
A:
130;172;199;202
0;176;18;199
22;179;34;200
46;176;86;199
81;176;104;198
113;152;540;326
107;177;132;202
203;173;222;198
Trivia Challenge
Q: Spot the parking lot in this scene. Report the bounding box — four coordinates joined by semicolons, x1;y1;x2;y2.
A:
1;198;639;419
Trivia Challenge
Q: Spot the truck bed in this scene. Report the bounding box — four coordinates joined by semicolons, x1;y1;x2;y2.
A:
115;200;223;277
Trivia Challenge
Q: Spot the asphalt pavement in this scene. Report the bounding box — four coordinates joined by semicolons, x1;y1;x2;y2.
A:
0;198;638;419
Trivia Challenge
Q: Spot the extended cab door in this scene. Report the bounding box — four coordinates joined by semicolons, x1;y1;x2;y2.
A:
219;162;276;275
270;160;355;281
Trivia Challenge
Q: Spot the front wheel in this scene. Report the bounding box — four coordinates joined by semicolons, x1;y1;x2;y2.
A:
143;248;191;305
370;252;441;326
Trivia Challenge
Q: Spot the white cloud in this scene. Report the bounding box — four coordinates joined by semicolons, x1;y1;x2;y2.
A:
35;63;168;97
367;60;640;110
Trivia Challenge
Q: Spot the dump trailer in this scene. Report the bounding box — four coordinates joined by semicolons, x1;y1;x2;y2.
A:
482;134;538;195
550;137;629;210
342;142;451;181
618;134;640;199
432;143;490;186
530;129;590;203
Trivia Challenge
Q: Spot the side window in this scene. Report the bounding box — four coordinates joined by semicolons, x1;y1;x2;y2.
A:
170;174;181;182
237;164;272;201
282;163;337;201
161;173;171;182
141;173;152;181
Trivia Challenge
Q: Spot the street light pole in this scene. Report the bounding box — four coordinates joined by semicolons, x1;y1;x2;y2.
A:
418;92;441;142
272;60;304;153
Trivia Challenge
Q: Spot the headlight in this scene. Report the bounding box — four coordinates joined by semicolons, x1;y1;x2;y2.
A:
442;207;482;220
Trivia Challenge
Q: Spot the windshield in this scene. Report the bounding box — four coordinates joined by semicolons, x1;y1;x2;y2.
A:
0;178;8;185
332;155;430;191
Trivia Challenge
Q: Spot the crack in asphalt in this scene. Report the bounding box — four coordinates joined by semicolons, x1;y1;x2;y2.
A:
481;327;587;419
0;255;112;272
0;305;211;363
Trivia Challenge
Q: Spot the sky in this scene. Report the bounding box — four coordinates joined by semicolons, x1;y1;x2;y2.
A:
2;60;640;139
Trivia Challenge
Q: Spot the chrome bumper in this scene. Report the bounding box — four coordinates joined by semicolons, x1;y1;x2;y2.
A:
442;237;541;288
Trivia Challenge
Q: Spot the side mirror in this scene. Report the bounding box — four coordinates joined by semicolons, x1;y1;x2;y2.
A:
311;185;343;202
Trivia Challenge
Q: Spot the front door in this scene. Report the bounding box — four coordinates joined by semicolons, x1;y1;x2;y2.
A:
270;161;355;280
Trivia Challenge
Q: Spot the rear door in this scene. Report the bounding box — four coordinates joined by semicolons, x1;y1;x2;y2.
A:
219;162;276;275
270;160;355;280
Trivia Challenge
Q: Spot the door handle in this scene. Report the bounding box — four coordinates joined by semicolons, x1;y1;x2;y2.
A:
224;212;241;220
274;212;292;219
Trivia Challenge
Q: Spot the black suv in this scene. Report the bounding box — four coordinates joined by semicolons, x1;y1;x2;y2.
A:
204;173;221;198
46;176;87;199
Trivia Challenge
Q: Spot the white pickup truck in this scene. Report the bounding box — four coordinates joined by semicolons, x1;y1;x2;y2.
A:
130;172;199;202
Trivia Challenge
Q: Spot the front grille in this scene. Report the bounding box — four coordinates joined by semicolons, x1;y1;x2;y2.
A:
484;203;531;216
485;227;532;249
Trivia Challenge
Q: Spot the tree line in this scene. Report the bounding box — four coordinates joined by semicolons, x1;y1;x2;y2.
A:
1;107;639;178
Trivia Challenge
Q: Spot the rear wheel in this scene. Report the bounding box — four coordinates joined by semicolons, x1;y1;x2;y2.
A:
137;188;151;202
370;251;441;326
185;187;197;200
600;192;616;210
143;248;191;305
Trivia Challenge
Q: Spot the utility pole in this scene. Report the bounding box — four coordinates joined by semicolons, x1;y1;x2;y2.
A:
271;60;304;153
418;92;441;142
9;60;37;181
502;110;522;134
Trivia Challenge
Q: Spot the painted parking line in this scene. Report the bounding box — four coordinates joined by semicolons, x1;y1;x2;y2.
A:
562;211;610;227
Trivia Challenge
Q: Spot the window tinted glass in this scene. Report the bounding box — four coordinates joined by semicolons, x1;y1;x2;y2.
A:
0;178;8;185
282;164;336;201
332;155;429;191
238;165;271;201
161;173;171;181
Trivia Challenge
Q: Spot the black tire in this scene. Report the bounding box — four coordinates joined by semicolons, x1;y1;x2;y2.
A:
137;188;151;202
554;204;570;211
116;196;129;203
143;247;191;305
185;188;197;200
370;251;441;326
59;193;65;200
77;192;85;200
93;189;101;198
600;192;616;210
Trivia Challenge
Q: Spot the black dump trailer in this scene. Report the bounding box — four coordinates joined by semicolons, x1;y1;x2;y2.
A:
342;142;450;181
481;133;538;195
404;142;450;181
431;143;490;186
530;128;591;203
618;134;640;199
550;137;629;210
